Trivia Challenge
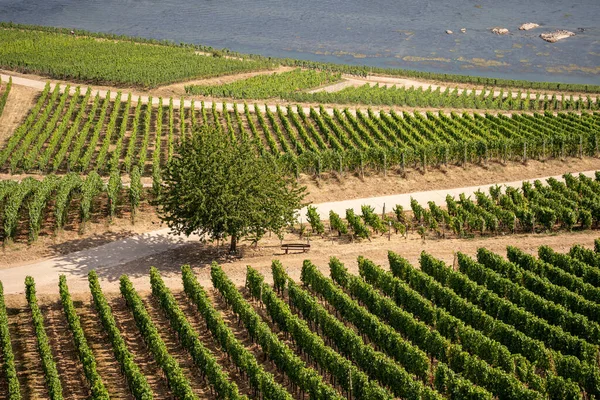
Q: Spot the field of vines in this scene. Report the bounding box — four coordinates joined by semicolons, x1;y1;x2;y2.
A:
186;73;599;111
0;172;147;243
3;171;598;245
0;28;275;87
2;83;599;178
185;69;341;99
291;84;600;111
304;173;600;241
2;240;600;399
4;22;600;94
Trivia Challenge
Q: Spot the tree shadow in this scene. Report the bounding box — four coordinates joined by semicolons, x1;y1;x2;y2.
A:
47;231;281;284
44;230;140;257
48;229;194;283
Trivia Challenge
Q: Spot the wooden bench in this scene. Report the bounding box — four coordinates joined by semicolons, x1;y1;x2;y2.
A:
281;243;311;254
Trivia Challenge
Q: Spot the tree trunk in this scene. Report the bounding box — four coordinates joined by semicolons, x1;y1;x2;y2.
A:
229;235;238;254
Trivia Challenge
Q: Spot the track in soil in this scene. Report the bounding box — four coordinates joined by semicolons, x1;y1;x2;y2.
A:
141;294;214;398
41;299;90;399
209;289;303;399
75;295;134;400
172;291;257;398
108;296;174;399
6;299;50;399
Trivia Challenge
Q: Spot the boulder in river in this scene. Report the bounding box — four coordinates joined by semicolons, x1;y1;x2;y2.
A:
491;27;509;35
540;30;575;43
519;23;539;31
446;30;453;34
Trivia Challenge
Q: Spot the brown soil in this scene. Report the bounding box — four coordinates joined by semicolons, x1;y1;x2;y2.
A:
301;157;600;203
0;203;161;269
0;84;39;142
173;291;258;398
40;298;90;399
67;227;599;297
4;297;49;399
209;290;299;396
75;296;134;399
2;287;319;399
244;288;350;397
141;295;213;398
107;295;174;398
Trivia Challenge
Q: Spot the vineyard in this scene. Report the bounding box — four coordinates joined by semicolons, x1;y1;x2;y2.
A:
291;84;599;111
0;172;147;243
2;171;598;245
404;172;600;238
0;28;275;87
301;172;600;241
3;17;600;400
186;73;598;111
2;84;599;178
185;69;342;99
3;23;600;94
1;240;600;399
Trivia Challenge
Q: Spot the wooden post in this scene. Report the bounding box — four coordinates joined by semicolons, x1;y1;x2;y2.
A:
401;152;406;175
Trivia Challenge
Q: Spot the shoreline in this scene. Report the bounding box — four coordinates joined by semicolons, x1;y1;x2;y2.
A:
1;22;599;91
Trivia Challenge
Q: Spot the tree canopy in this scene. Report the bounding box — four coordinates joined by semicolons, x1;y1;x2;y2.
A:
157;125;305;253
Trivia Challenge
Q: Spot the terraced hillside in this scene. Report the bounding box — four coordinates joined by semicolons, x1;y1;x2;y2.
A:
1;83;599;178
1;240;600;399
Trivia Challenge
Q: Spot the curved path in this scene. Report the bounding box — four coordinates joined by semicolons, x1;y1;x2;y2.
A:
307;169;598;219
1;72;589;119
311;74;596;102
0;72;348;116
0;169;596;295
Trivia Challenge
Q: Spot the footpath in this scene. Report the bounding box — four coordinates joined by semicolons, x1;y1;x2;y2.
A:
0;169;596;295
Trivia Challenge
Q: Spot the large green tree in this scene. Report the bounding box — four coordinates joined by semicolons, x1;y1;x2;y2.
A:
157;125;305;253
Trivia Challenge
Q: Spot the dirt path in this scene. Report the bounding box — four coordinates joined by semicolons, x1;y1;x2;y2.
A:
153;66;294;98
0;168;597;295
312;74;597;101
1;72;591;120
302;158;600;204
306;169;598;219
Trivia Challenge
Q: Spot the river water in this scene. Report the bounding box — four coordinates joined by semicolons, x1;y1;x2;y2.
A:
1;0;599;84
